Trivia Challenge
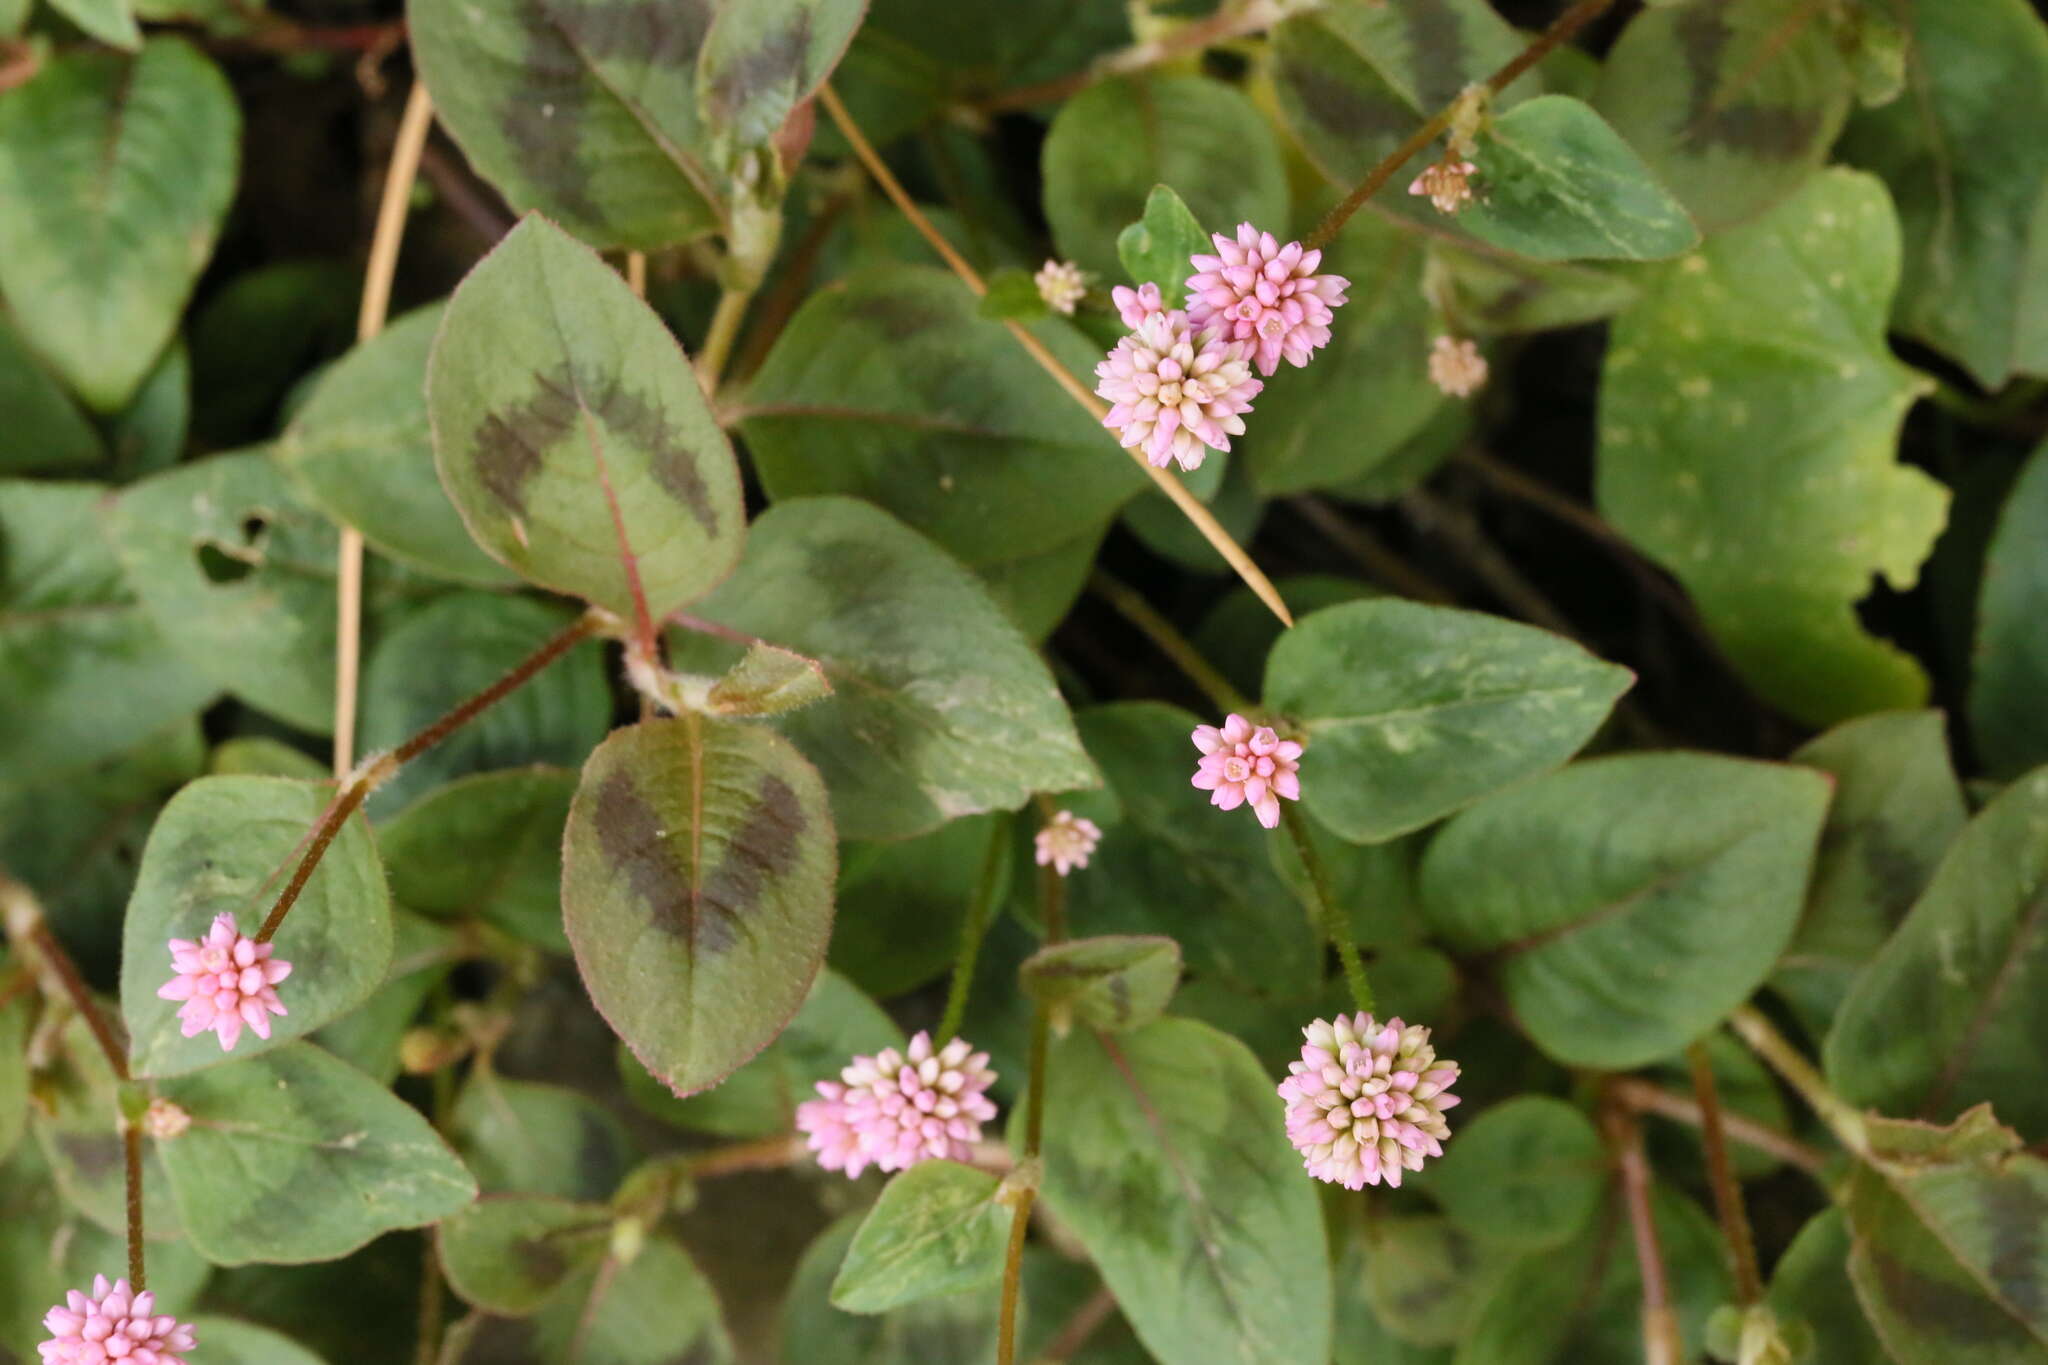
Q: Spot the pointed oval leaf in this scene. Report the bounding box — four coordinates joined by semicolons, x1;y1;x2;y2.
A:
46;0;139;50
1043;74;1285;279
1421;753;1830;1069
1596;170;1945;727
0;480;216;777
1265;600;1634;843
380;766;577;952
0;38;237;410
1031;1018;1332;1365
1971;441;2048;778
1116;183;1208;295
697;0;866;163
781;1213;1001;1365
525;1235;734;1363
1766;1210;1884;1365
832;1159;1014;1314
32;1013;183;1241
1593;0;1852;234
448;1068;632;1202
155;1041;478;1264
1460;95;1698;261
428;215;746;621
1419;1096;1604;1251
0;318;103;473
1825;768;2048;1135
182;1319;329;1365
277;304;515;587
738;267;1147;570
563;715;836;1097
1019;935;1182;1033
666;498;1097;841
439;1195;610;1317
706;641;833;717
120;775;394;1078
410;0;721;251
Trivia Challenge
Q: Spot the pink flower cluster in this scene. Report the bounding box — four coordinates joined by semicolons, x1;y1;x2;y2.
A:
796;1031;998;1178
1278;1014;1460;1189
39;1276;195;1364
1095;223;1347;472
1034;809;1102;876
1190;713;1302;829
157;912;291;1052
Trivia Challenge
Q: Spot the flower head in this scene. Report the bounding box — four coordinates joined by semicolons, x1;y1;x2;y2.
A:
140;1098;190;1141
39;1276;196;1365
1095;309;1261;473
1409;158;1477;215
1034;810;1102;876
1191;713;1302;829
1278;1014;1460;1189
1111;282;1164;328
1185;222;1349;376
156;912;291;1052
1427;335;1488;398
796;1031;998;1179
1034;259;1087;315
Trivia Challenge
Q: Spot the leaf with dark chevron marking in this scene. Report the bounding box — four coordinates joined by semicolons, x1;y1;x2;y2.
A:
563;715;835;1097
697;0;867;170
428;216;746;625
411;0;724;251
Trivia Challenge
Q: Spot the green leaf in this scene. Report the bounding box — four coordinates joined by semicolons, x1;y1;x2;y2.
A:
0;966;25;1164
1269;804;1423;948
410;0;721;251
449;1068;633;1202
832;1160;1014;1314
697;0;866;164
621;967;899;1138
834;816;1007;999
311;907;459;1084
0;317;102;473
1031;1019;1332;1365
428;215;746;620
1593;0;1852;234
666;497;1098;841
0;39;237;410
1825;768;2048;1135
277;303;516;587
32;1013;183;1241
1333;1235;1454;1365
1043;75;1285;280
1841;1107;2048;1360
1060;703;1318;992
183;1318;329;1365
782;1213;1000;1365
1641;1032;1792;1182
1430;246;1641;336
706;641;833;717
1019;935;1182;1033
1265;600;1633;842
1244;214;1446;496
739;267;1147;569
976;267;1051;322
523;1235;734;1364
439;1194;609;1316
0;480;216;777
1766;1210;1884;1365
1460;95;1698;261
563;715;836;1097
47;0;140;48
1773;710;1966;1037
106;450;351;733
1971;442;2048;778
359;592;611;815
155;1041;476;1264
1837;0;2048;386
109;339;191;480
1361;1216;1504;1347
1421;753;1830;1069
187;260;356;447
1596;169;1945;727
380;766;577;951
1116;184;1208;294
976;520;1105;643
1420;1096;1604;1251
120;775;394;1078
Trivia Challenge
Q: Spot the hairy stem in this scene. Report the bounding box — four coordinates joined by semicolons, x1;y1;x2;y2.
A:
695;284;754;394
1088;569;1251;715
997;848;1068;1365
1607;1077;1829;1176
1304;0;1618;251
29;920;129;1082
258;611;603;944
334;78;435;778
974;0;1298;112
1687;1043;1764;1304
124;1124;146;1290
686;1134;808;1180
1603;1104;1683;1365
1728;1006;1867;1156
815;81;1293;628
1281;804;1374;1015
937;821;1012;1043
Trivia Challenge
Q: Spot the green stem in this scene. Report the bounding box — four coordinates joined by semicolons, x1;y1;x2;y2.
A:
124;1123;145;1290
996;821;1067;1365
1280;803;1374;1015
936;821;1011;1043
694;283;753;394
1728;1006;1866;1157
1089;569;1251;716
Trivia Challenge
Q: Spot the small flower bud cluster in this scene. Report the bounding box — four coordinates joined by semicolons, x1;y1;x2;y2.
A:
39;1276;195;1364
1278;1013;1461;1189
1034;809;1102;876
796;1031;998;1179
1033;259;1088;315
1095;223;1349;473
156;912;291;1052
1190;713;1303;830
